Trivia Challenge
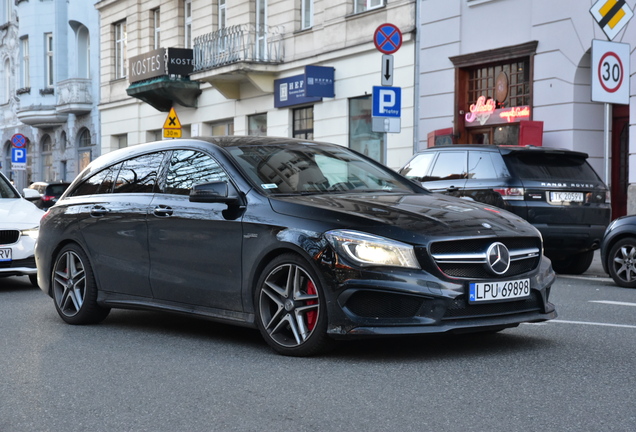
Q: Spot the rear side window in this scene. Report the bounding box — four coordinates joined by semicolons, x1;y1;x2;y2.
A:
400;153;435;181
468;151;510;179
504;153;601;181
163;150;228;195
113;152;167;193
428;151;468;181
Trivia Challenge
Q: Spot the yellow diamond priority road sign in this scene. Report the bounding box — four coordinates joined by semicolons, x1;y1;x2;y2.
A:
590;0;634;41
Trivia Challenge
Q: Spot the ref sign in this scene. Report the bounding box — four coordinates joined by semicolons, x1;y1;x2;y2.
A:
591;39;630;104
372;86;401;117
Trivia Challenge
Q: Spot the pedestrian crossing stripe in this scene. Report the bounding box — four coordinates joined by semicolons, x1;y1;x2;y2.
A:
590;0;634;41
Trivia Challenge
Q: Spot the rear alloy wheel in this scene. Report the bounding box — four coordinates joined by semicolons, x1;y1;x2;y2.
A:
608;237;636;288
550;250;594;275
52;244;110;324
255;254;334;356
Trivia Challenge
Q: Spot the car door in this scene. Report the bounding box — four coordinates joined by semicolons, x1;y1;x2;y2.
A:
147;149;243;312
420;150;468;198
463;150;512;208
75;152;167;298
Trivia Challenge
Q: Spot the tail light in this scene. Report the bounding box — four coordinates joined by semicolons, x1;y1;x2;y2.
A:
41;195;54;202
493;188;525;201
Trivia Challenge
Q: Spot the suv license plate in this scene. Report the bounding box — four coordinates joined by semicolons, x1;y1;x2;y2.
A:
549;191;584;203
0;248;12;262
469;279;530;303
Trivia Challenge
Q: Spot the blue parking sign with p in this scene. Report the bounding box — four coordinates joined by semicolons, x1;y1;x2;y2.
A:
12;147;26;164
372;86;401;118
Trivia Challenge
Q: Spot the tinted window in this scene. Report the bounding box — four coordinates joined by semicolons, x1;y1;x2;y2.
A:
163;150;228;195
70;164;121;196
468;151;510;179
0;174;19;199
504;153;601;181
428;151;467;181
113;152;166;193
400;153;435;181
47;184;69;196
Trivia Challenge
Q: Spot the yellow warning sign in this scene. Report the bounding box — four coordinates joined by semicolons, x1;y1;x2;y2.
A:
163;107;182;129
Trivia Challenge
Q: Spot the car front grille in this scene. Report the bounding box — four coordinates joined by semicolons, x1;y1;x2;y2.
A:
428;237;542;279
442;292;542;320
0;230;20;245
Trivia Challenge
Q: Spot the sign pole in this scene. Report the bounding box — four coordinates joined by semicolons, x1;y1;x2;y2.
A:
604;103;611;186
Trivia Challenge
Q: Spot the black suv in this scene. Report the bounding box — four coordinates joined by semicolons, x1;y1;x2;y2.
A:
399;145;610;274
27;181;71;209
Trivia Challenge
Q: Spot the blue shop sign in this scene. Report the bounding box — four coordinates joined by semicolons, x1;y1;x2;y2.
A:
274;66;335;108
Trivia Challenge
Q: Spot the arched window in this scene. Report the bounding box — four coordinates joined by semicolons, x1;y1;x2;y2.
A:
41;135;53;181
77;128;93;172
77;26;90;78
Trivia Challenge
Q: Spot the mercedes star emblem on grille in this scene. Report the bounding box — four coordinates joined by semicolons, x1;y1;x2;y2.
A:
486;242;510;275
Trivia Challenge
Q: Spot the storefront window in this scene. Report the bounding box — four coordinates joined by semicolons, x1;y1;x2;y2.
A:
349;96;384;163
248;113;267;136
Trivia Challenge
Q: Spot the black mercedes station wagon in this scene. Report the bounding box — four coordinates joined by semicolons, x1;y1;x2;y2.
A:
35;137;556;356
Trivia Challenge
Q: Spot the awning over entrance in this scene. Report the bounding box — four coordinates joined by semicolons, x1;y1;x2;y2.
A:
126;76;202;112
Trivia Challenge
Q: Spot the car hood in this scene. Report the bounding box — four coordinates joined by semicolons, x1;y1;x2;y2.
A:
0;199;44;229
270;192;538;243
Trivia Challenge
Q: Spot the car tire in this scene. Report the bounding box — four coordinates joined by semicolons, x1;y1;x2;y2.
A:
28;274;38;287
550;250;594;275
254;253;335;357
51;244;110;325
607;238;636;288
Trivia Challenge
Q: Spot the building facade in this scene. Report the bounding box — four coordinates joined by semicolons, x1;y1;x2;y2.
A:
418;0;635;218
0;0;101;190
95;0;416;170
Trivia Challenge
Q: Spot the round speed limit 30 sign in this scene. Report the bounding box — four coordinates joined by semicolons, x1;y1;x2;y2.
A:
592;40;630;104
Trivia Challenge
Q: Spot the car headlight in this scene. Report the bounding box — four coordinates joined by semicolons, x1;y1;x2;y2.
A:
325;230;420;269
21;227;39;240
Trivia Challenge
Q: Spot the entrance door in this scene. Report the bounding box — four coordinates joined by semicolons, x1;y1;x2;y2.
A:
611;105;629;218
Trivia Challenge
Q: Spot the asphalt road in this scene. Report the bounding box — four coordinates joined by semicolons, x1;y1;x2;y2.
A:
1;264;635;432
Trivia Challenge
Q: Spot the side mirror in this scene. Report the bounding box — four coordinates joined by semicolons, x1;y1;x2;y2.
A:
22;188;40;200
189;181;242;205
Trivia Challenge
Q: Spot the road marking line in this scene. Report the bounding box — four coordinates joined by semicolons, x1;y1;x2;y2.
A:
549;319;636;329
557;275;613;282
590;300;636;307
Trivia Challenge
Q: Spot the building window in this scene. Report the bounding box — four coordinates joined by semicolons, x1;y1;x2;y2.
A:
41;135;53;181
45;33;54;88
20;37;29;89
152;8;161;49
349;96;385;163
256;0;267;60
184;0;192;49
219;0;226;30
293;107;313;139
78;129;95;172
354;0;384;14
209;120;234;136
77;26;90;79
114;21;127;79
115;134;127;149
248;114;267;136
301;0;313;30
2;59;9;103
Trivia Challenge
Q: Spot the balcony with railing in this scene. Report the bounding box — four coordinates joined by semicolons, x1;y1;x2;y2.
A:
56;78;93;115
192;24;284;99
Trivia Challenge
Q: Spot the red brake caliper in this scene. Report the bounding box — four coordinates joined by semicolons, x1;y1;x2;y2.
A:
306;280;317;331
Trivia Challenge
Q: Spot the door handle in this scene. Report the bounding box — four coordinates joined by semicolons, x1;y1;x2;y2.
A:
153;205;173;217
90;205;110;217
446;186;459;192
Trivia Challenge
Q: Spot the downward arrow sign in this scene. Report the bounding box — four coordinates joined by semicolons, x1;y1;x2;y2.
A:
381;54;394;86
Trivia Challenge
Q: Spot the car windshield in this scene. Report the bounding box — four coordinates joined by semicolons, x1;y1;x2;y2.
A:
504;152;602;182
0;174;19;199
226;143;418;195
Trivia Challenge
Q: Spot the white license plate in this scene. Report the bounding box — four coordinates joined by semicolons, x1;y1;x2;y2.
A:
0;248;12;262
549;191;584;203
469;278;530;303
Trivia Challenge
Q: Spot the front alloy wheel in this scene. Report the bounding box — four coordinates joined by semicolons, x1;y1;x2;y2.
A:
608;238;636;288
52;244;110;324
255;254;333;356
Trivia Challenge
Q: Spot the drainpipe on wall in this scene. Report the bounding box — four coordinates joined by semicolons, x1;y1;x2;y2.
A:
413;0;420;154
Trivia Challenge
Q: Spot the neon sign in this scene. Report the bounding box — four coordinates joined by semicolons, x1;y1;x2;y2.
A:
465;96;496;124
499;106;530;122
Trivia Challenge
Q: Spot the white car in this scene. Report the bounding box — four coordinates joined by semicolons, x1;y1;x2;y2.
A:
0;172;44;286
